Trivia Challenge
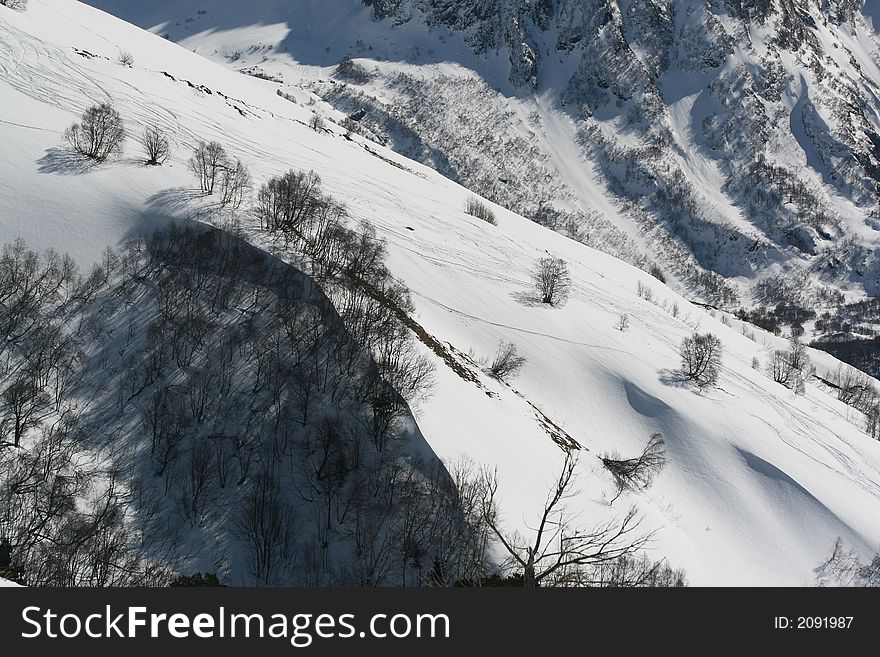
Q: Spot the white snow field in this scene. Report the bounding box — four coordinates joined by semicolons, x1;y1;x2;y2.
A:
1;0;880;586
82;0;880;310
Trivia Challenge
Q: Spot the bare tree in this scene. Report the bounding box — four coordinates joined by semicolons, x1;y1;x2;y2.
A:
188;141;228;194
867;404;880;441
487;341;526;381
829;363;876;412
219;158;251;209
615;314;630;332
768;337;812;394
1;378;50;447
139;126;170;166
464;197;497;225
816;538;880;587
601;433;667;504
533;256;571;306
588;553;687;587
680;332;722;387
649;265;666;284
236;474;296;585
64;103;126;161
309;114;325;132
479;450;651;587
255;169;324;233
117;51;134;67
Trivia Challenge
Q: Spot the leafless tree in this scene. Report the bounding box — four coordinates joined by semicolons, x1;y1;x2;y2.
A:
464;197;497;225
177;440;216;526
117;50;134;67
189;141;229;194
64;103;126;161
533;256;571;306
0;1;28;12
602;433;667;504
1;378;50;447
816;538;880;587
255;169;324;233
479;450;652;587
588;553;687;587
680;332;722;387
867;405;880;441
615;314;630;332
830;364;877;413
487;341;526;381
219;158;251;209
236;474;296;585
140;125;170;166
768;337;812;394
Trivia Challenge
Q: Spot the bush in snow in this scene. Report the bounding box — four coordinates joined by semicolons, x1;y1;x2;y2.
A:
649;264;666;284
0;0;27;10
487;342;526;381
464;197;497;225
680;332;722;388
118;50;134;67
140;125;170;166
309;114;325;132
602;433;667;504
534;256;570;306
64;103;126;161
335;56;372;83
768;337;812;394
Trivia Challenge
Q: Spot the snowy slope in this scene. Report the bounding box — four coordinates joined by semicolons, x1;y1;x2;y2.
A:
84;0;880;324
2;0;880;585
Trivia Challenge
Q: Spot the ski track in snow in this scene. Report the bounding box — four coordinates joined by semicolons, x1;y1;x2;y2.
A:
2;0;880;585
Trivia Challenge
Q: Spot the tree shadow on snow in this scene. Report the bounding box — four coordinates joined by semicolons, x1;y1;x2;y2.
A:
146;187;214;219
37;148;99;175
658;368;691;389
509;291;546;308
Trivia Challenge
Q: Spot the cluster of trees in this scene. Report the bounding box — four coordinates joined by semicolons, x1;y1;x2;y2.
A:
61;104;253;206
63;102;172;168
0;225;687;586
816;538;879;587
464;197;497;225
768;338;813;395
826;364;880;440
0;226;491;586
119;224;456;586
188;140;250;208
0;240;166;585
335;57;372;84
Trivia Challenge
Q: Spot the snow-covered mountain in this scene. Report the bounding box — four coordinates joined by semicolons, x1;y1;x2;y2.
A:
2;0;880;586
85;1;880;352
